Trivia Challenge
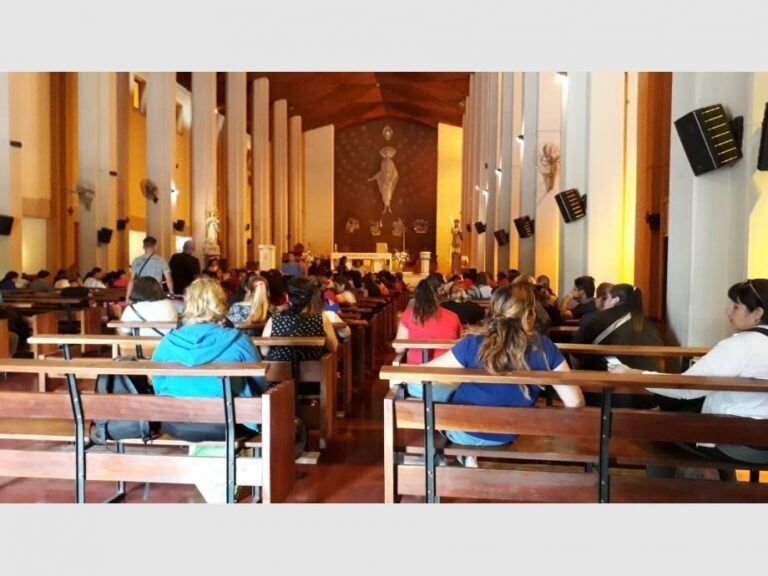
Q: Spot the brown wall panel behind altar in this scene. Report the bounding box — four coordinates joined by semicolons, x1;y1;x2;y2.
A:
334;118;437;261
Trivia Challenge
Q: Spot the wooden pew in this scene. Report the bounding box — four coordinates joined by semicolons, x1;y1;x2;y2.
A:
0;358;295;503
380;364;768;503
391;339;710;369
0;318;9;358
36;333;338;450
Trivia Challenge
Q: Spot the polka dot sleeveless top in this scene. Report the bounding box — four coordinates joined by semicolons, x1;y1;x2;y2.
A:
266;312;326;361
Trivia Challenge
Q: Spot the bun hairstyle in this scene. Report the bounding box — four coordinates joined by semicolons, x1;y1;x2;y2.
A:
609;283;645;336
286;276;315;314
728;279;768;324
477;284;537;398
413;278;440;325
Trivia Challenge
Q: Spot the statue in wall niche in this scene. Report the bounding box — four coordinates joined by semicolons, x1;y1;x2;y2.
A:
450;219;463;254
369;126;399;215
203;208;221;256
538;143;561;192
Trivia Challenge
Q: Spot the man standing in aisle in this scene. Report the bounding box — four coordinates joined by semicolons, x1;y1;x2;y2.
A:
126;236;174;300
169;239;201;296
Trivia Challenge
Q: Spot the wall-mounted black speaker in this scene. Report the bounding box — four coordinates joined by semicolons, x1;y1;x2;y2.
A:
758;103;768;171
674;103;742;176
513;216;535;238
474;222;486;234
465;224;472;233
97;227;113;244
555;189;586;223
493;229;509;246
116;218;128;231
172;219;186;232
0;215;14;236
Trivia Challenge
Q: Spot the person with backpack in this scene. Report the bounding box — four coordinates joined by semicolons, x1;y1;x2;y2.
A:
125;236;174;301
610;279;768;469
151;275;266;502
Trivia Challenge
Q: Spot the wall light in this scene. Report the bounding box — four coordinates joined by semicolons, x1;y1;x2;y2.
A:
555;71;568;84
495;168;502;176
516;134;525;143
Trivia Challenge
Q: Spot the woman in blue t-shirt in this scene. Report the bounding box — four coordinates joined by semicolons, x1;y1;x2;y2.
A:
423;283;584;452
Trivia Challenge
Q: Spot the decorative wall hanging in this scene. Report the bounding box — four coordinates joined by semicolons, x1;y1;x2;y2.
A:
538;143;561;192
70;184;95;211
391;218;404;237
345;218;360;234
369;219;382;236
412;219;429;234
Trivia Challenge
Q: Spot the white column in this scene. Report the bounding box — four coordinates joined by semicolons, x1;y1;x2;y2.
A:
560;72;589;295
191;72;218;262
0;73;22;274
77;72;118;272
273;99;289;257
667;72;768;346
495;72;520;272
474;73;489;271
518;72;538;276
559;73;636;296
289;114;304;247
145;72;175;258
484;73;501;276
226;72;247;267
252;77;271;247
460;96;471;259
533;72;563;289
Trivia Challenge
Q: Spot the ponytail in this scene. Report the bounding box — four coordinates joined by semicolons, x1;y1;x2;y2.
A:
610;283;645;336
477;284;536;399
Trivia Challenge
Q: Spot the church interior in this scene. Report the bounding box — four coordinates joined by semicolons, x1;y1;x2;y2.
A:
1;70;768;505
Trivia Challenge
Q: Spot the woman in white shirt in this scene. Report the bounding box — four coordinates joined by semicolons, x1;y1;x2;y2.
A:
333;274;357;306
610;279;768;465
119;276;179;339
83;267;107;289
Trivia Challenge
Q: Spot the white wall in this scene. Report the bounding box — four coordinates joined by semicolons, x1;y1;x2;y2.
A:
303;124;334;256
21;217;47;272
667;73;767;346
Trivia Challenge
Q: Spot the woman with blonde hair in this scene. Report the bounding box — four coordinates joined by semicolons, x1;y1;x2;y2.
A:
228;274;270;330
423;283;584;456
151;276;265;502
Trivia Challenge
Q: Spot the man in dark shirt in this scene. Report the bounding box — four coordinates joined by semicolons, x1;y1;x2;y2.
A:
168;240;201;296
441;283;486;325
563;275;597;319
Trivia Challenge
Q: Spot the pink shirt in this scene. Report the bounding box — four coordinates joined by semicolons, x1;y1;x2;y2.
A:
400;306;462;365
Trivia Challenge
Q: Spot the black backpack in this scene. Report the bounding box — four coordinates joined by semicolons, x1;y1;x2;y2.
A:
89;364;158;444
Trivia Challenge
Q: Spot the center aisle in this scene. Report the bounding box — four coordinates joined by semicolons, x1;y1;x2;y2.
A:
287;360;392;503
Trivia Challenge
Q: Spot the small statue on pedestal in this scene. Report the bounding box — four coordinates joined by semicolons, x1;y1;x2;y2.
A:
203;208;221;257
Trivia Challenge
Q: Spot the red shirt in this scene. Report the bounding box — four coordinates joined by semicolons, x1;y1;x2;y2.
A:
400;306;462;365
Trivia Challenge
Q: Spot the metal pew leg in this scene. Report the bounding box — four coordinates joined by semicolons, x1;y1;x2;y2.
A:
103;442;127;503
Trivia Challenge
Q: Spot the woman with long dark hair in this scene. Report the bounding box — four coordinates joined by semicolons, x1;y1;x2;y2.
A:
573;283;663;370
421;283;584;456
260;276;338;361
393;278;463;400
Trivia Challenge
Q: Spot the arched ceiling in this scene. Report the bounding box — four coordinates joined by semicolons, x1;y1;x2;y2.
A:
176;72;470;131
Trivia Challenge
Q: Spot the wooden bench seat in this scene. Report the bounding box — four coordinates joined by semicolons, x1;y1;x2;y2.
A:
0;359;296;504
381;365;768;503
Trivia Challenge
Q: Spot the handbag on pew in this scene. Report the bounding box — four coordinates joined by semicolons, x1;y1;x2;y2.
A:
89;358;159;445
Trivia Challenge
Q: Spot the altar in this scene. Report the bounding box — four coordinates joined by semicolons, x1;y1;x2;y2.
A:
331;252;393;272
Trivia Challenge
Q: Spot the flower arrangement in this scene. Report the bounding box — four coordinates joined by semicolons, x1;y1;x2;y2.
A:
302;249;315;264
393;250;410;271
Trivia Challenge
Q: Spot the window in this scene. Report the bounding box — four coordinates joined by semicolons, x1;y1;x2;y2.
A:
132;75;147;115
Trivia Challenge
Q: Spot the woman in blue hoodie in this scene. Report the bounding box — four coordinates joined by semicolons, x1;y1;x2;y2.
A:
152;275;264;440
